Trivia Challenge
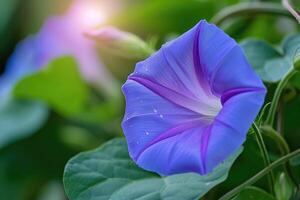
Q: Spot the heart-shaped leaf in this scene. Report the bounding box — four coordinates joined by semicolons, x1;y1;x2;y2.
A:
232;186;276;200
240;39;290;83
63;138;242;200
241;35;300;83
282;34;300;58
263;57;292;82
282;34;300;89
290;154;300;166
13;56;88;117
0;95;48;149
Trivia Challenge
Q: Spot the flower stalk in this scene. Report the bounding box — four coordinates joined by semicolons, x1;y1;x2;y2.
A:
211;2;292;26
265;69;297;127
252;123;275;194
261;125;290;155
261;125;299;189
219;148;300;200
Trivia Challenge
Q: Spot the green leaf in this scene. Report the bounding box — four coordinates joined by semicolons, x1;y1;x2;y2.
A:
0;0;20;54
63;138;242;200
274;172;293;200
0;114;77;200
13;57;88;116
232;186;276;200
240;39;287;83
0;95;48;149
111;0;217;35
263;57;292;82
290;154;300;166
282;34;300;89
282;34;300;58
0;0;19;33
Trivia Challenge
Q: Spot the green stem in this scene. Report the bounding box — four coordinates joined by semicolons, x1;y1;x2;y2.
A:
252;123;275;194
211;2;292;26
261;125;290;155
276;100;284;134
261;125;299;188
265;69;297;127
257;102;271;126
219;148;300;200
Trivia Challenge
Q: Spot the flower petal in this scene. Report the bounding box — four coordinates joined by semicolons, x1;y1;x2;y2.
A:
122;80;213;175
136;125;207;175
203;90;266;173
194;21;266;173
0;37;38;96
129;32;221;116
197;21;265;95
122;20;266;176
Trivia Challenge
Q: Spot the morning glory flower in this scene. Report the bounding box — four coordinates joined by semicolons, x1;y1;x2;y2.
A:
0;0;118;97
122;20;266;175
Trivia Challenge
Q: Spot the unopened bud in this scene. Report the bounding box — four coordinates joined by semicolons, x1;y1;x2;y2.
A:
274;172;294;200
85;27;154;59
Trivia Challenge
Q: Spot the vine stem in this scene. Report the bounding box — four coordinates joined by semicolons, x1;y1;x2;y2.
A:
265;69;297;127
252;123;275;194
261;126;290;155
282;0;300;23
261;125;299;188
219;148;300;200
211;2;292;26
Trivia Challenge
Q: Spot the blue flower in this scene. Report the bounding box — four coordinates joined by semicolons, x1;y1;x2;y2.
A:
122;20;266;175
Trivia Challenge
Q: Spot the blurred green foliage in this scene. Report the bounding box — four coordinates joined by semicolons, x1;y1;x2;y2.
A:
0;98;48;148
14;57;88;116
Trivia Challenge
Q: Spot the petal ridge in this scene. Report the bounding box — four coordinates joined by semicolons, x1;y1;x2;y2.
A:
193;21;211;95
221;87;266;105
129;76;217;116
161;47;199;99
135;118;206;162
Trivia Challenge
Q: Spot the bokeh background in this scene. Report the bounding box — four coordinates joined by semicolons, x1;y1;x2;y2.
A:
0;0;300;199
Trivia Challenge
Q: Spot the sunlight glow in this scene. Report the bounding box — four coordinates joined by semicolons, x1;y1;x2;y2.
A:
79;3;107;28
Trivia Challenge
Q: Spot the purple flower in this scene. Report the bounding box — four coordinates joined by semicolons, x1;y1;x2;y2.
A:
122;20;266;176
0;0;117;97
0;37;38;96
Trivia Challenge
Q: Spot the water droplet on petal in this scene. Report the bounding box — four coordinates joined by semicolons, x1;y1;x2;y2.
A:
145;131;150;135
153;108;158;113
159;114;164;118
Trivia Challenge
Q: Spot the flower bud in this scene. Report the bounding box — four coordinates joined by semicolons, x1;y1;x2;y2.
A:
85;27;154;59
274;172;294;200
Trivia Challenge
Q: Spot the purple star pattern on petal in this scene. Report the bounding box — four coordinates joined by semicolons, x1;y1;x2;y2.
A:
122;20;266;175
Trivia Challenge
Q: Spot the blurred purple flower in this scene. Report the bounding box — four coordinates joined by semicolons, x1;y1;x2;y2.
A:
86;26;130;41
0;0;118;97
122;20;266;176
